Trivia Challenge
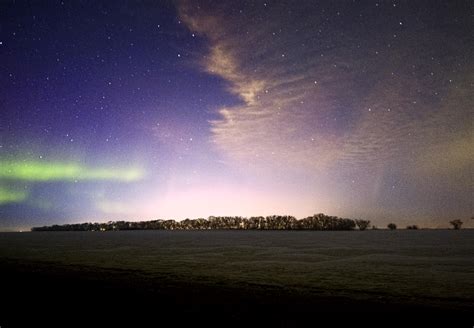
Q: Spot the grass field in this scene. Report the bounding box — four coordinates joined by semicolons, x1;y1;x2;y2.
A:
1;230;473;326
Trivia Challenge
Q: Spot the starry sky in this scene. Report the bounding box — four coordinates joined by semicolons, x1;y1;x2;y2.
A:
1;0;473;230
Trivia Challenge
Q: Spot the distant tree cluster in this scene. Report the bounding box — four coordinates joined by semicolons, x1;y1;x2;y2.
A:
387;223;397;230
31;216;467;232
32;214;363;232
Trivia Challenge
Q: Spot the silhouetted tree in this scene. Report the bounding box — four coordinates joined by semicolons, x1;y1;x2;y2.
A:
355;219;370;231
387;223;397;230
406;225;419;230
449;219;463;230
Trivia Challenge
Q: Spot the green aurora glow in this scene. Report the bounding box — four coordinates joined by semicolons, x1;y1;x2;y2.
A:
0;161;145;182
0;187;28;205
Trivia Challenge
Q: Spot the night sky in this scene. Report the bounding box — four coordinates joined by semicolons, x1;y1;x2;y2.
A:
1;1;472;230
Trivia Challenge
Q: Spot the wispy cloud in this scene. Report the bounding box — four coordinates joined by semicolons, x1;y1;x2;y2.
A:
179;2;472;172
178;1;473;220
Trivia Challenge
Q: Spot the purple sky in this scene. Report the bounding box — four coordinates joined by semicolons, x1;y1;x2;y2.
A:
1;1;472;230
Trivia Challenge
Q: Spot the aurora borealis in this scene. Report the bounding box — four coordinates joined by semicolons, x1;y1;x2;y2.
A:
1;1;472;230
0;161;144;182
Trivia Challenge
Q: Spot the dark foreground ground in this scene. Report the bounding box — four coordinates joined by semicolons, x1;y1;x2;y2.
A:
1;231;473;327
1;258;472;327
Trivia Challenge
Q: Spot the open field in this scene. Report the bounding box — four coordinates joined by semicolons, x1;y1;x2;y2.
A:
1;230;473;326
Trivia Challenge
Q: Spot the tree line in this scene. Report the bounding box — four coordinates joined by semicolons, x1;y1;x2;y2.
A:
32;214;366;231
30;214;466;232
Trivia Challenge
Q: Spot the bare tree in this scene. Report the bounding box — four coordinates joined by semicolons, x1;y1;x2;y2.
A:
449;219;463;230
355;219;370;231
